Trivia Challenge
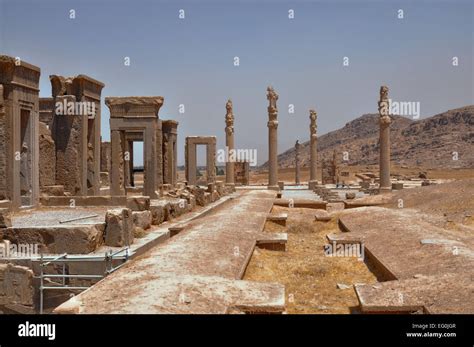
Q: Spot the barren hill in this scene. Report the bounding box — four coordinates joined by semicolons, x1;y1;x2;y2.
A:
261;106;474;169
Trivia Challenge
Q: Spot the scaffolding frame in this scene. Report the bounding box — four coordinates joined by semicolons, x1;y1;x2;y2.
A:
36;248;129;314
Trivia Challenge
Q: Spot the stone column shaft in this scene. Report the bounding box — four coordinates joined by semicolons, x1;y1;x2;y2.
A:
110;130;124;195
378;86;392;192
267;86;279;190
225;99;235;185
295;141;300;185
309;109;318;186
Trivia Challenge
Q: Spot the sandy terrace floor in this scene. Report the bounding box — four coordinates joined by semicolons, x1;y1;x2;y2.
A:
10;207;111;227
244;205;378;314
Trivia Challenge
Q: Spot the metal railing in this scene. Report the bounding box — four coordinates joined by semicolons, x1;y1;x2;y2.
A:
36;248;129;314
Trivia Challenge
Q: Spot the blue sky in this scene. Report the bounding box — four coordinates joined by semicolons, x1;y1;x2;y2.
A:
1;0;473;165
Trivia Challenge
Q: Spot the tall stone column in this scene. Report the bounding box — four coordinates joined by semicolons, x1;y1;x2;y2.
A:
225;99;235;186
267;86;279;190
123;139;132;187
378;86;392;193
295;140;300;185
309;109;318;189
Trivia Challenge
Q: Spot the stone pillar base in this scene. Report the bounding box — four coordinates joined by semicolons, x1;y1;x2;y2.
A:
379;186;392;194
267;185;280;191
308;180;318;190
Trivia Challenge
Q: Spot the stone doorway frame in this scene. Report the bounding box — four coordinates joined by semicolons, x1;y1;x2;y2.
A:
106;97;164;198
0;56;41;210
185;136;216;186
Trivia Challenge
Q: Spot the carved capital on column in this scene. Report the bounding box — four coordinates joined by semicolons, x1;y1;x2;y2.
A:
309;109;317;136
267;120;278;129
225;99;234;134
267;86;279;110
378;85;391;121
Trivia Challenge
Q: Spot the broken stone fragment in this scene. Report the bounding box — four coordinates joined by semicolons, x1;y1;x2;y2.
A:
0;208;12;228
314;209;331;222
105;208;134;247
345;192;356;200
336;283;352;290
126;196;150;211
150;200;171;225
132;210;151;230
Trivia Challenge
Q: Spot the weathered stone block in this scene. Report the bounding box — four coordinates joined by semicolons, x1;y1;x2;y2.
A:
168;199;188;218
132;211;151;230
105;208;134;247
126;196;150;211
207;183;215;193
215;181;225;196
150;200;171;225
41;185;64;196
39;122;56;188
188;186;208;206
345;192;356;200
187;195;196;211
0;208;11;228
0;263;34;307
3;225;103;254
392;182;404;190
315;209;331;222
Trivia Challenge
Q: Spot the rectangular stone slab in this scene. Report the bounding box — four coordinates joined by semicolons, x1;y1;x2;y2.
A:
54;190;285;314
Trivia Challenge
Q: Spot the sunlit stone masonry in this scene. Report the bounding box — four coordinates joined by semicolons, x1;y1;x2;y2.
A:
294;140;301;185
47;75;104;196
106;96;175;198
309;109;318;189
185;136;216;186
267;86;279;190
0;55;41;210
378;86;392;193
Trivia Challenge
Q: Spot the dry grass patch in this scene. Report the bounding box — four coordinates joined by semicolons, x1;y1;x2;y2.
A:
245;206;378;314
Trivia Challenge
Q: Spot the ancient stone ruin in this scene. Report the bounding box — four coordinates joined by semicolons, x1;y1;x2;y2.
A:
378;85;392;193
266;86;279;190
0;53;471;318
106;96;178;198
185;136;216;186
0;56;40;211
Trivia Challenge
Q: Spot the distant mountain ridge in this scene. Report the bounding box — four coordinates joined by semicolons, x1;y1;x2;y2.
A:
260;105;474;169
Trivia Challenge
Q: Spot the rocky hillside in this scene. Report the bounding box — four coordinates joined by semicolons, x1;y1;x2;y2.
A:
261;105;474;169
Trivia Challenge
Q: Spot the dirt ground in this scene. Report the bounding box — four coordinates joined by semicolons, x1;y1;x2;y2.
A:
243;176;474;314
244;206;378;314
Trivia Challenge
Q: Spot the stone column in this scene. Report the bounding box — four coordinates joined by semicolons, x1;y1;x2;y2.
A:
143;124;158;198
0;85;6;200
110;130;125;195
294;140;300;185
123;139;132;187
225;99;235;186
267;86;279;190
378;86;392;193
185;139;197;185
128;140;134;187
156;119;163;189
206;137;216;184
309;109;318;189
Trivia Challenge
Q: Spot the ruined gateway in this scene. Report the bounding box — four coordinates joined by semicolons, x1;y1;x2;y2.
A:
0;55;472;318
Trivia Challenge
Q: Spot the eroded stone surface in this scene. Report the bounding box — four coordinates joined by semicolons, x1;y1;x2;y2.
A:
54;190;284;314
105;208;134;247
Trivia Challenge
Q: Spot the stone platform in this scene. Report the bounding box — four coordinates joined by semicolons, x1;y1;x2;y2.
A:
54;190;286;314
330;207;474;313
